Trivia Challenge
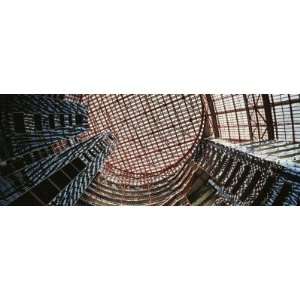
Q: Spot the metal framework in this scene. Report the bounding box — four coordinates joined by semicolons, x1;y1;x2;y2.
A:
65;94;207;205
64;93;300;206
1;94;300;206
193;139;300;206
205;94;300;143
70;95;206;184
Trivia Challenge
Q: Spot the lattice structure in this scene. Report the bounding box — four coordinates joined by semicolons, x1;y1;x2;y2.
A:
2;94;300;206
66;93;300;206
205;94;300;143
270;94;300;142
63;94;207;205
193;139;300;206
74;95;206;186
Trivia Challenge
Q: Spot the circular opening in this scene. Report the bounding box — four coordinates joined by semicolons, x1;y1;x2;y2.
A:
82;94;205;181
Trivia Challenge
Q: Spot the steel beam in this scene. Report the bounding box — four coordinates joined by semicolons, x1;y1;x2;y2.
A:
243;94;254;141
205;94;220;138
262;94;275;140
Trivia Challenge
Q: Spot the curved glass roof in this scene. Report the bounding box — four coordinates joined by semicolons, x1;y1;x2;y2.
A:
67;94;206;185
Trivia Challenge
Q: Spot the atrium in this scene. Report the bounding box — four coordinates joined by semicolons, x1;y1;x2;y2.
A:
1;94;299;205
